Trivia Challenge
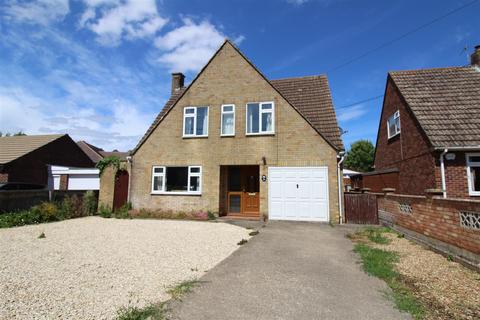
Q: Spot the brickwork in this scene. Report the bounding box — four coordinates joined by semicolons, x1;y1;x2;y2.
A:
59;174;69;190
0;173;8;183
372;78;456;196
362;172;399;193
130;42;341;222
378;194;480;258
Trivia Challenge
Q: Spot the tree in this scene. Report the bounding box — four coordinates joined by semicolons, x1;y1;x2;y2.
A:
344;140;375;172
0;131;26;137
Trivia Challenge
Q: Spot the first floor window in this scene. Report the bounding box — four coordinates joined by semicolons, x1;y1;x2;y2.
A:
467;154;480;196
184;106;208;137
387;110;400;138
246;102;274;134
152;166;202;194
221;104;235;136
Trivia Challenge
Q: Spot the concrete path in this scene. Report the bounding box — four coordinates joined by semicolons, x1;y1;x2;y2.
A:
167;221;410;320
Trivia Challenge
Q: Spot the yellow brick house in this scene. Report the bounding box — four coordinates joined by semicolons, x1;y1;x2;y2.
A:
129;40;345;222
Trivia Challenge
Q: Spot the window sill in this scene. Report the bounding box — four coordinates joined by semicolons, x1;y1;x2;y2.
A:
220;134;235;137
387;133;400;141
468;191;480;197
182;135;208;139
246;132;275;136
151;191;202;196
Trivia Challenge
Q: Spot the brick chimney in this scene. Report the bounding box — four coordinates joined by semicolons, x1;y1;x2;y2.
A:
171;72;185;94
471;45;480;67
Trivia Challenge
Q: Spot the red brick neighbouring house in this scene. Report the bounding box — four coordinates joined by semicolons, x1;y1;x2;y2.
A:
0;134;94;188
365;46;480;199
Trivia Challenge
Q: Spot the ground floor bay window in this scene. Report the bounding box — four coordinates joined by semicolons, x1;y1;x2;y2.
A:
151;166;202;195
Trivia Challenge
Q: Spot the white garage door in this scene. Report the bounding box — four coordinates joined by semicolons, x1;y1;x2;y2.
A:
68;174;100;190
268;167;329;222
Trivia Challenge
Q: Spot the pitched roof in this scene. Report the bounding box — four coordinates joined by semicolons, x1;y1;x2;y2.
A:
77;141;104;163
0;134;65;164
133;40;343;153
77;140;129;162
390;66;480;148
99;151;129;160
271;76;343;150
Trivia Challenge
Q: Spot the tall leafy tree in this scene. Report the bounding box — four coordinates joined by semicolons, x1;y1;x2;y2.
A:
344;140;375;172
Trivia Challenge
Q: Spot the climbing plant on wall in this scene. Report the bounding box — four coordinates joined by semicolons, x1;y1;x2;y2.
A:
95;156;121;175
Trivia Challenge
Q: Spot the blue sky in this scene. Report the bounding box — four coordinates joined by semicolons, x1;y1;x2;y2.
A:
0;0;479;151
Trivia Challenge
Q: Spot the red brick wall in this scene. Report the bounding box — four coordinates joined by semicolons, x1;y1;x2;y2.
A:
362;172;399;192
378;194;480;255
0;173;8;183
432;152;479;200
372;79;436;195
59;174;69;190
2;135;94;186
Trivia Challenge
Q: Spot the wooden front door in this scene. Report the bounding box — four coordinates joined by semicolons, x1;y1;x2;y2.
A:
113;170;129;210
226;166;259;217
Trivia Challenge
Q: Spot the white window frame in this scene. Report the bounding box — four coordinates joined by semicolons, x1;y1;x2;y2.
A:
220;104;235;136
151;166;202;195
387;110;401;139
466;153;480;196
183;106;209;138
245;101;275;135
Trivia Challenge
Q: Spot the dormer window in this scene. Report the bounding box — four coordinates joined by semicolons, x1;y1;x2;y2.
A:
183;106;209;137
387;110;400;139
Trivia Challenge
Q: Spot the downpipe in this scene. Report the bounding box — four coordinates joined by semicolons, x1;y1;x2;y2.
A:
440;149;448;199
337;152;345;224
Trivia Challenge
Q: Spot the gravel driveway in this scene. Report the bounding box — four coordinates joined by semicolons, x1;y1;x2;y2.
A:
0;217;250;319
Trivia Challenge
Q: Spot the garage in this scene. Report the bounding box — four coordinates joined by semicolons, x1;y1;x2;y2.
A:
268;167;329;222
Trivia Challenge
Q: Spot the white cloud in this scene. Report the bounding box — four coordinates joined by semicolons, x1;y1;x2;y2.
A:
154;18;227;73
337;105;367;122
286;0;310;5
80;0;168;46
2;0;70;25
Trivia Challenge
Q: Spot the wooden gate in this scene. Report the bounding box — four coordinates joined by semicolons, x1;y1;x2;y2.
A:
344;193;378;224
113;170;129;210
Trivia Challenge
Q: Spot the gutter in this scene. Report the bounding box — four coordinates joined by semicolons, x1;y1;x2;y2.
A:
439;149;448;199
337;151;345;224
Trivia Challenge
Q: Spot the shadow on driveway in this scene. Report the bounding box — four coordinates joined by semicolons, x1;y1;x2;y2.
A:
167;221;410;320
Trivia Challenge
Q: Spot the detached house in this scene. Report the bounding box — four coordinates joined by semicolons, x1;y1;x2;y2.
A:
367;45;480;199
130;40;344;222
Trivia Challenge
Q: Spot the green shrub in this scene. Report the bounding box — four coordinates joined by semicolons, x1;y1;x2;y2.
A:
114;203;131;219
31;202;59;222
83;191;97;216
207;211;216;220
0;210;41;228
57;196;73;220
98;204;112;218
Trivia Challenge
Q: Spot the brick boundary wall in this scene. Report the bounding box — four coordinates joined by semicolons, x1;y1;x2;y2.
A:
377;193;480;267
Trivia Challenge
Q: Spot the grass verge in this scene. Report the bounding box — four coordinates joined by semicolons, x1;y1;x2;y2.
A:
354;243;425;319
116;280;200;320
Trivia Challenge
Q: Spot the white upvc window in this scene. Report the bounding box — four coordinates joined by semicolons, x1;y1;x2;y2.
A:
466;153;480;196
387;110;401;139
221;104;235;136
246;101;275;135
183;106;209;137
151;166;202;195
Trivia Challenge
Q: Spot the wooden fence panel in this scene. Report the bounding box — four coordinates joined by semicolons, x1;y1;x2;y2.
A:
344;192;378;224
